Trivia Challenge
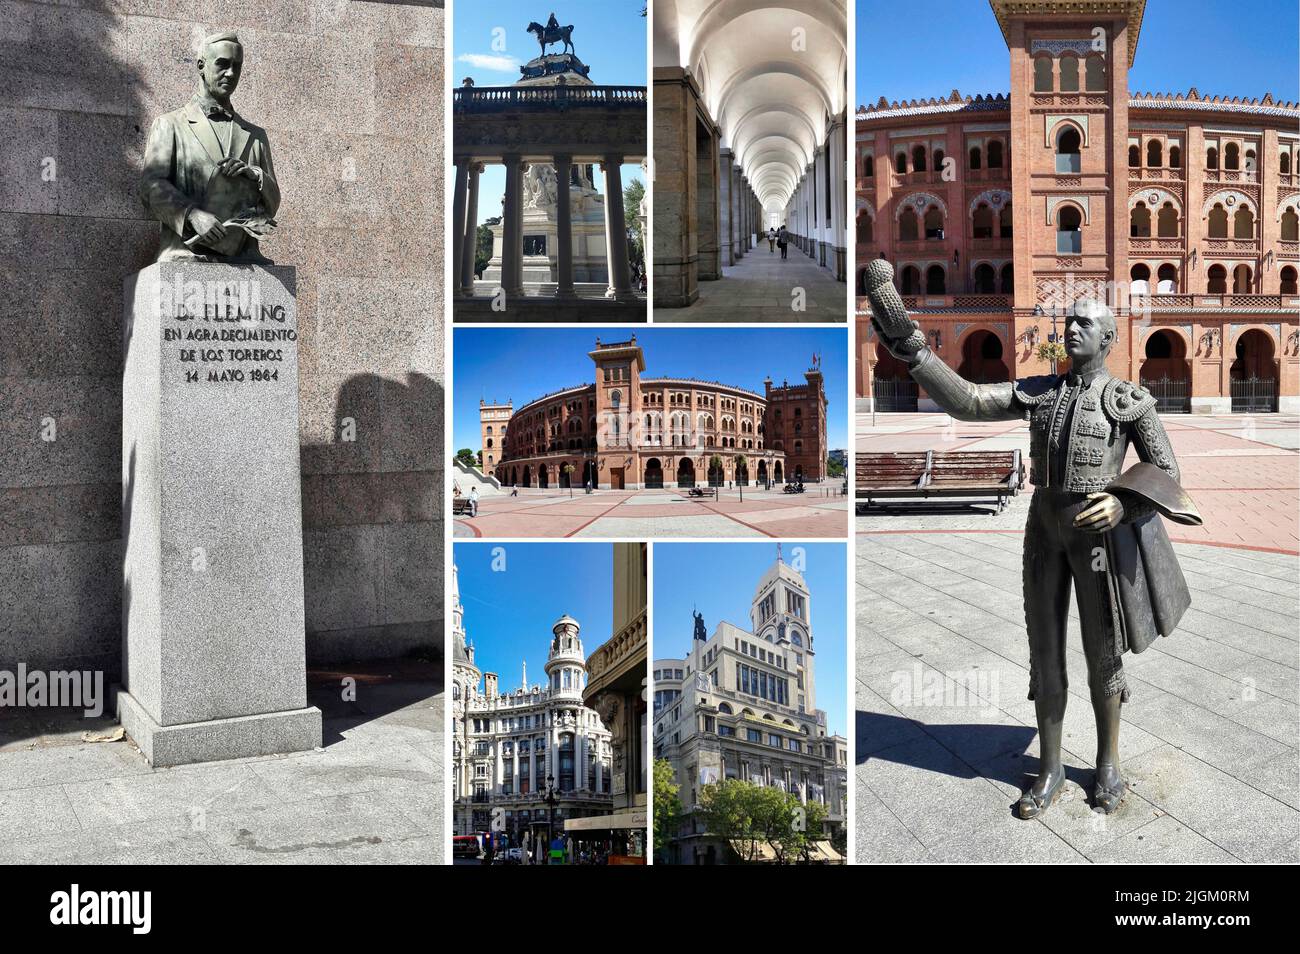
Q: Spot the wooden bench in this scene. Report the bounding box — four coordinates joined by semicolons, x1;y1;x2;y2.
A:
856;449;1024;513
451;496;473;517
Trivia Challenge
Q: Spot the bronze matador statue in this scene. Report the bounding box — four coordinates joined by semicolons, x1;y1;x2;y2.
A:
863;260;1202;818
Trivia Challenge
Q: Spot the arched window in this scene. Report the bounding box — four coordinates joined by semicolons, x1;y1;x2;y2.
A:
1232;264;1252;294
1058;53;1079;92
1281;206;1299;241
1225;142;1240;170
1206;146;1219;169
1000;263;1014;293
923;206;944;239
912;145;927;173
1147;140;1162;168
1129;263;1151;294
969;146;982;170
987;140;1003;169
1281;152;1292;175
1084;54;1105;91
1207;203;1228;238
856;211;874;244
899;208;919;241
900;265;920;295
863;154;874;178
1130;203;1151;237
1055;126;1081;173
1233;206;1254;239
1169;145;1181;167
1056;204;1082;253
1157;202;1179;237
895;152;907;174
972;203;993;239
933;149;946;172
925;265;946;294
973;263;995;293
1281;266;1298;295
999;203;1013;238
1207;264;1227;294
1244;149;1257;172
1033;55;1053;92
1157;263;1178;294
1128;144;1140;167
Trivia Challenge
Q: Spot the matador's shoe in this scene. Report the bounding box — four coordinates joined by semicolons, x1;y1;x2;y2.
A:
1092;772;1127;814
1017;772;1065;820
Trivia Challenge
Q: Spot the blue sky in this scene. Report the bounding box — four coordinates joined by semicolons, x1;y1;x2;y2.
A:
454;2;647;225
654;542;848;737
452;326;849;453
455;542;614;691
854;0;1298;107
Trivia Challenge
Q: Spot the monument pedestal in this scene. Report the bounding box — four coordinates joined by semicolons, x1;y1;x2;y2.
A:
119;262;321;767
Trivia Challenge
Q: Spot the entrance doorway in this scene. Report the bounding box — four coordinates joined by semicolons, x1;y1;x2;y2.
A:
1139;329;1190;413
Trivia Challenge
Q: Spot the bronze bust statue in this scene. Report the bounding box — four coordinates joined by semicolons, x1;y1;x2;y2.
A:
139;31;279;262
864;260;1202;818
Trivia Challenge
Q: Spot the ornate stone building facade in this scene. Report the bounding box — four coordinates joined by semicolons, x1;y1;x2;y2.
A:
856;0;1300;413
653;552;848;864
480;337;829;490
451;562;613;840
652;0;849;306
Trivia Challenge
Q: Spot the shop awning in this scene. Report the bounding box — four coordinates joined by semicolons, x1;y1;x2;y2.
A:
728;839;778;863
564;809;647;833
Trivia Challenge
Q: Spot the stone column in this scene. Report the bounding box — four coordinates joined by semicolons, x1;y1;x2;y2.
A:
719;148;735;267
451;159;469;298
495;739;504;794
512;746;520;793
652;67;699;306
830;117;848;281
460;161;482;296
696;128;720;280
501;155;524;297
732;164;744;260
577;732;587;789
602;155;635;301
554;154;576;299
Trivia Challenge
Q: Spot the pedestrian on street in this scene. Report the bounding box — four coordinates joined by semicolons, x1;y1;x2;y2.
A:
468;486;479;518
778;224;789;260
768;226;776;252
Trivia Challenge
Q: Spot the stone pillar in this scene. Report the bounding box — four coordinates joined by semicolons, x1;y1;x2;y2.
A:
719;148;735;267
512;746;520;793
577;732;587;789
502;155;524;297
451;159;469;298
554;154;576;299
495;739;504;794
653;67;699;306
832;118;847;280
602;155;636;301
696;127;720;280
460;161;481;296
117;263;322;767
732;164;744;260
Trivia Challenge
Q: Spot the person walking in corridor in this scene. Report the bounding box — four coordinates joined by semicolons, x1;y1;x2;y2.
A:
778;224;789;259
767;226;776;253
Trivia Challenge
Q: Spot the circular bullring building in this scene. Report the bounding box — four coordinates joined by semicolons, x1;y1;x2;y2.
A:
480;337;828;490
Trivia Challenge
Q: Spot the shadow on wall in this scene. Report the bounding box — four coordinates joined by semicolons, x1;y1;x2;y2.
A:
300;371;444;668
0;0;151;686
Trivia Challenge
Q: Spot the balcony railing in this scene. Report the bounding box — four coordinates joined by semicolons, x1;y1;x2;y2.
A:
1131;293;1291;309
453;85;647;113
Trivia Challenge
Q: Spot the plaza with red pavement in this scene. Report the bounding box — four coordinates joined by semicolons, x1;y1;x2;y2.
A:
453;485;849;538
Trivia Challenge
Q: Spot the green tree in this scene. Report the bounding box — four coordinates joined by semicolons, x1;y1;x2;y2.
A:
624;178;645;274
1036;340;1068;370
562;462;576;498
652;759;683;857
454;448;477;469
826;454;845;478
698;778;833;864
474;219;497;279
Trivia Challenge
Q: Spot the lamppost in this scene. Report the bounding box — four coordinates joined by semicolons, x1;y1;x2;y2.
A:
542;773;559;865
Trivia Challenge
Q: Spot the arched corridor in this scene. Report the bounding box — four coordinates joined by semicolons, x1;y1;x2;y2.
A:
653;0;848;321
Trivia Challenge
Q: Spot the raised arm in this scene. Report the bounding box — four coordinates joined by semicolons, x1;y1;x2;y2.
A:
862;259;1021;422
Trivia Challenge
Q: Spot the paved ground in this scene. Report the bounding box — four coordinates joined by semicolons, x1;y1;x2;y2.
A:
855;411;1299;863
453;485;848;538
654;245;847;322
0;663;443;865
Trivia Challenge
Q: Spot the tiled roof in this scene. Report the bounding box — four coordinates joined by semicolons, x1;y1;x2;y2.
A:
855;91;1009;121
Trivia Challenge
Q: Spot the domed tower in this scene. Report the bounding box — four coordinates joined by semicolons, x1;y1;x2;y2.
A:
545;614;587;701
451;562;481;714
749;546;816;715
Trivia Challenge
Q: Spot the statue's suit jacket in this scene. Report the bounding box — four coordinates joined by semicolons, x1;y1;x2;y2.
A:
140;97;280;260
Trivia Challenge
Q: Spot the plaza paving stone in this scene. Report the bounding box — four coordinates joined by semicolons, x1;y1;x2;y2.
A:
454;486;848;538
654;245;847;323
855;411;1299;863
0;666;444;865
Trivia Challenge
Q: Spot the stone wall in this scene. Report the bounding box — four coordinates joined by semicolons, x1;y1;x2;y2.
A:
0;0;445;677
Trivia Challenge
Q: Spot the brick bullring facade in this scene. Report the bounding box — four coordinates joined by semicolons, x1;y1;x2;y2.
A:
481;338;828;490
856;0;1300;414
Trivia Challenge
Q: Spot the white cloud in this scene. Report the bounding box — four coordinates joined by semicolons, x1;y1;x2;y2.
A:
457;53;521;73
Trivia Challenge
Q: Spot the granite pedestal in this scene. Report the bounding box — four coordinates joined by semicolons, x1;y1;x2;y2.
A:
118;262;321;767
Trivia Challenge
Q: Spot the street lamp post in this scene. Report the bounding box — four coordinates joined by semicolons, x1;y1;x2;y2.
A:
542;773;559;865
